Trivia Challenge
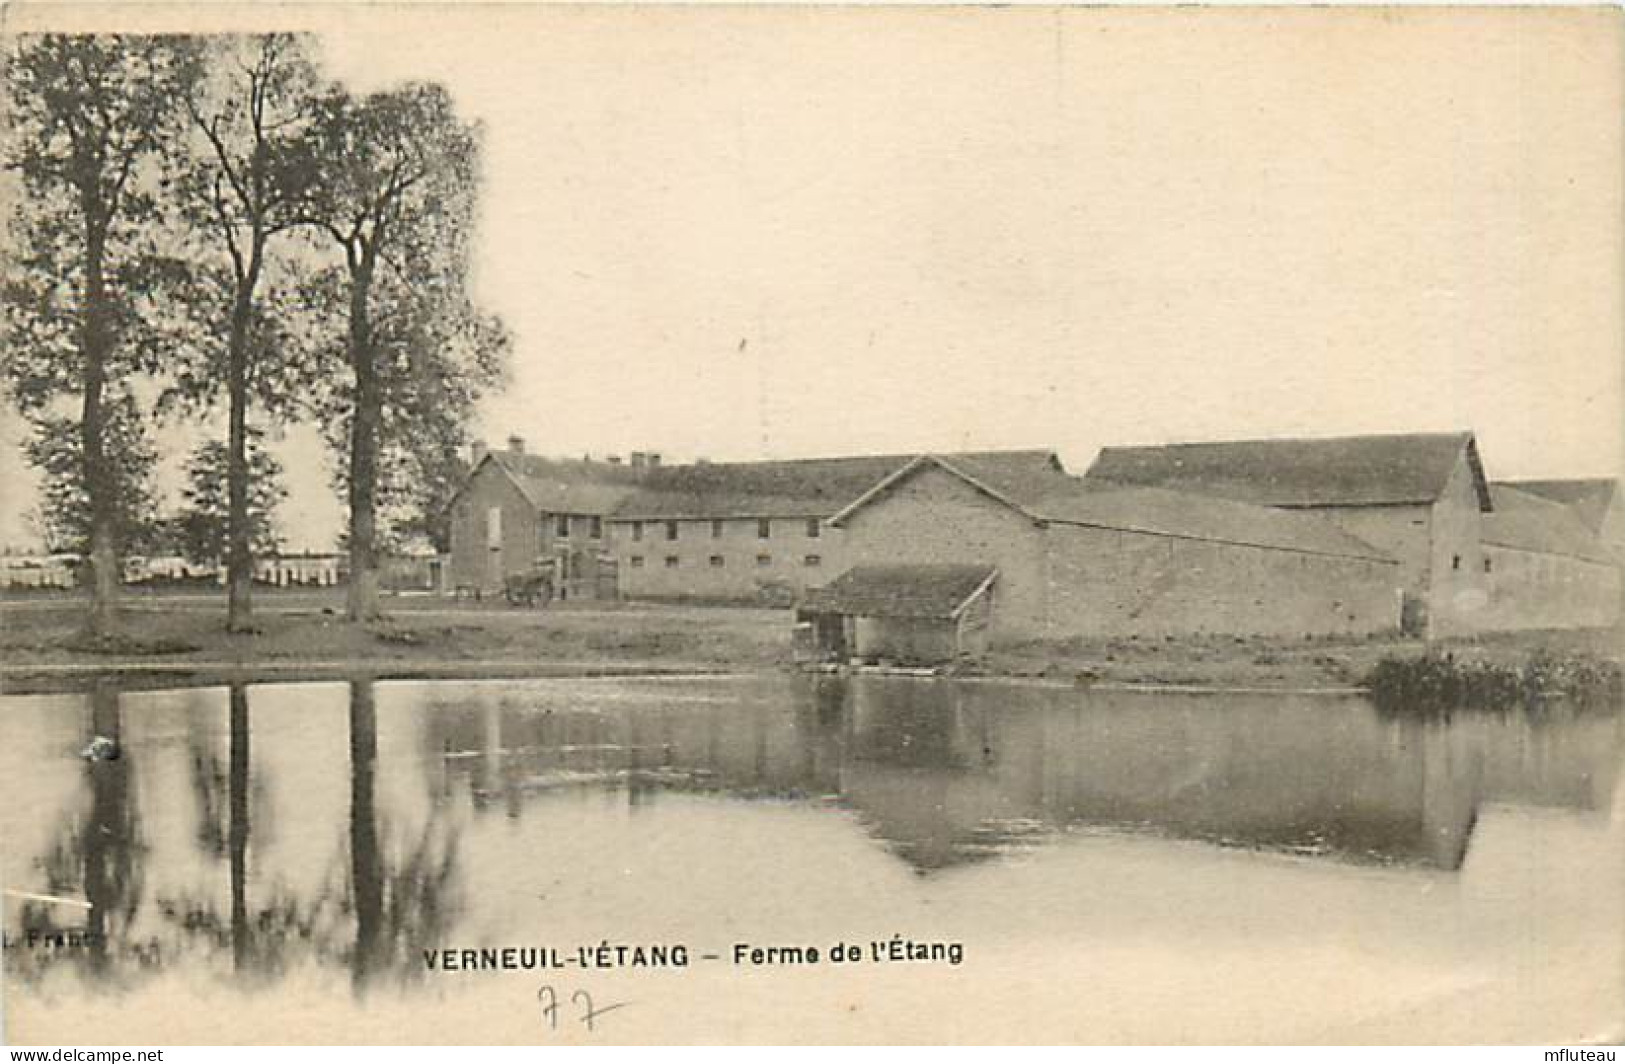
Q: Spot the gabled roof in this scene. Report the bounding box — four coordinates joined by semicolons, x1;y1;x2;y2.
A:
1482;485;1616;563
801;564;997;620
828;453;1394;563
1034;483;1397;562
613;450;1064;520
1085;431;1491;511
470;452;643;515
827;453;1061;527
1497;478;1620;534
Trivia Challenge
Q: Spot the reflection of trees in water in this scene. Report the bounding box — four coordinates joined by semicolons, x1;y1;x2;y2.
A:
346;679;463;994
10;684;154;985
156;681;464;994
12;680;464;995
157;683;348;984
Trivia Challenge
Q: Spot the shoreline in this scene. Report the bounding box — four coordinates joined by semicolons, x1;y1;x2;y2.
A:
3;593;1619;698
0;657;1371;698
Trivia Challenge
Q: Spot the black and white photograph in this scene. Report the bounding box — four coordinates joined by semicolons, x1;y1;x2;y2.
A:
0;3;1621;1047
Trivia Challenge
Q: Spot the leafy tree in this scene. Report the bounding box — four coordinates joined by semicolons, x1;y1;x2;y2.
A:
23;397;160;557
299;83;507;619
170;34;323;630
2;35;201;632
176;430;287;567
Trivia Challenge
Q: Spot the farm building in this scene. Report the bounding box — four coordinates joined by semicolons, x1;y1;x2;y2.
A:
445;438;644;599
1499;478;1624;555
1475;484;1622;630
1085;432;1491;637
826;454;1403;641
798;563;997;664
608;450;1066;603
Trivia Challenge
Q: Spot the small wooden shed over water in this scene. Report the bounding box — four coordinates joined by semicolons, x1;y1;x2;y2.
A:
797;563;997;665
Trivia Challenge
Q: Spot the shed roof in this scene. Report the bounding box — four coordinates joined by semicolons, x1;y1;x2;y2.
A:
1034;483;1396;562
1497;478;1620;534
613;450;1064;520
801;564;997;620
1085;431;1490;510
1482;485;1615;563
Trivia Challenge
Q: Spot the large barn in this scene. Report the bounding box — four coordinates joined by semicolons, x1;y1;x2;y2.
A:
1085;432;1492;636
826;454;1404;640
1477;484;1623;630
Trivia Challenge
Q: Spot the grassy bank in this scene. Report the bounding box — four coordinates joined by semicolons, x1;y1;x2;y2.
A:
0;593;789;693
3;589;1621;700
983;625;1625;694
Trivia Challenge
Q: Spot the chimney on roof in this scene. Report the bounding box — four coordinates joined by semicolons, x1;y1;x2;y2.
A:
470;441;488;466
630;452;647;469
507;435;526;455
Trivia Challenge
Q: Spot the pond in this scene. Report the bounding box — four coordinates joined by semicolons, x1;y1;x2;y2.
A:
2;674;1621;1043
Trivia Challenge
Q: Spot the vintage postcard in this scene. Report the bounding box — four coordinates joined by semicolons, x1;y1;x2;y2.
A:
1;2;1622;1047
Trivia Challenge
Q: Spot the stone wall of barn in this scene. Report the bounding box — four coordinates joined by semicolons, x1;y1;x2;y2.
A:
1425;452;1490;637
1041;524;1403;639
1311;503;1432;595
610;515;837;602
1474;545;1622;631
1302;450;1486;638
835;465;1050;633
447;463;541;594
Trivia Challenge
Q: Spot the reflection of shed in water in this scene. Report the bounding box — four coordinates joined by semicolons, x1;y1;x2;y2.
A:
797;564;996;665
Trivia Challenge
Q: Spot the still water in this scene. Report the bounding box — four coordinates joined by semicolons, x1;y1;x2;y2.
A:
2;674;1622;1043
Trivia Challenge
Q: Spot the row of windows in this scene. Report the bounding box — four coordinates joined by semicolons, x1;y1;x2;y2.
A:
1450;554;1493;574
548;514;603;539
629;554;822;569
629;518;821;542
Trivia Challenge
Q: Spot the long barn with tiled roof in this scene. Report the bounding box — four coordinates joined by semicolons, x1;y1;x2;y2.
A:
610;450;1067;601
446;429;1620;642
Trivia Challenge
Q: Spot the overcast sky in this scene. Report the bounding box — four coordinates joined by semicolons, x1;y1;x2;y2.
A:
3;6;1621;551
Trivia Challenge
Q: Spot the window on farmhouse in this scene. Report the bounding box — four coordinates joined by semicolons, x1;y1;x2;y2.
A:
756;554;772;567
632;521;643;542
710;555;725;567
804;555;821;567
758;518;772;539
556;513;570;538
630;556;644;569
712;519;723;538
806;518;820;538
590;516;603;539
666;521;679;541
665;556;680;569
1483;557;1493;574
1452;554;1461;571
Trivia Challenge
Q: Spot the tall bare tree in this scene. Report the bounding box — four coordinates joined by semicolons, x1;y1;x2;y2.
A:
2;35;200;634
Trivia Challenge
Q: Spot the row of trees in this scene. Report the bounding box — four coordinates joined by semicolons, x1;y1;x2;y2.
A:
3;34;510;632
26;423;286;565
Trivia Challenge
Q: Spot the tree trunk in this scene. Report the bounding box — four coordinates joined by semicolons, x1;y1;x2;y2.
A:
346;261;381;621
225;277;256;631
348;680;384;990
81;226;119;637
228;683;251;973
